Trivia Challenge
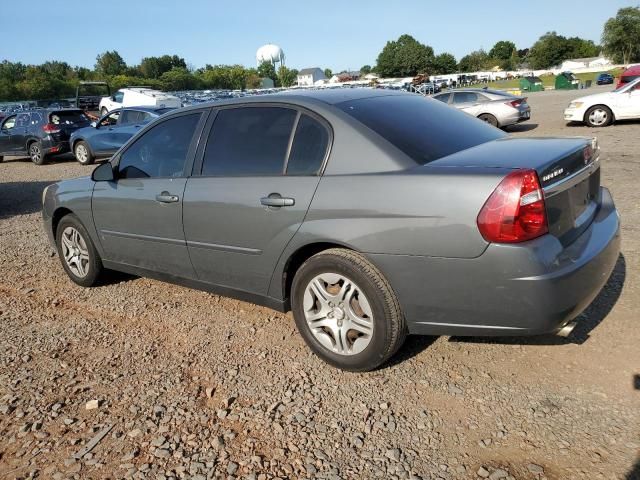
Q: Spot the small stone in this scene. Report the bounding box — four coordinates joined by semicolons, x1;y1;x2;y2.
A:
385;448;401;461
489;468;509;480
477;467;490;478
154;448;170;459
151;436;166;447
85;400;100;410
447;384;463;395
22;354;31;362
527;464;544;474
212;436;224;449
63;418;75;425
205;387;215;398
380;402;390;410
227;461;238;475
127;428;142;438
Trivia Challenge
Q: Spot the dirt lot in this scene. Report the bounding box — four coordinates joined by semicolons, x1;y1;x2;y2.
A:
1;86;638;480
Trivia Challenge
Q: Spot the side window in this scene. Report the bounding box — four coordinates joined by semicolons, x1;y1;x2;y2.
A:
2;116;16;130
286;114;329;176
100;111;120;127
119;110;142;125
29;112;43;125
453;92;478;104
201;107;296;176
118;113;201;179
140;112;154;123
113;91;124;103
433;93;450;103
15;113;30;127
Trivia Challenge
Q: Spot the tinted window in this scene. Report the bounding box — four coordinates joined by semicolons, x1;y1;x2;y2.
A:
100;111;120;127
29;112;44;125
433;93;450;103
119;110;142;125
453;92;478;104
286;114;329;176
49;110;89;125
338;95;505;165
202;107;296;176
15;113;30;127
2;116;16;130
118;113;201;179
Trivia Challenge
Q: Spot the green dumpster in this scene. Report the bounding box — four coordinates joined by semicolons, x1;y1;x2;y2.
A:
519;76;544;92
555;71;579;90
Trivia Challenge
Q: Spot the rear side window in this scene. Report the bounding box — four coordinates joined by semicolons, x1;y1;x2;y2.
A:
118;113;201;179
452;92;478;104
202;107;296;176
120;110;151;125
286;114;329;175
338;95;505;165
49;110;89;125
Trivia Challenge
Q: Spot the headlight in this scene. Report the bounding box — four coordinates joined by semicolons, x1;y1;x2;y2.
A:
568;101;584;109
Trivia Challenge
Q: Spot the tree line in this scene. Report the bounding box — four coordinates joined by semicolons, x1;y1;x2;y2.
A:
0;6;638;102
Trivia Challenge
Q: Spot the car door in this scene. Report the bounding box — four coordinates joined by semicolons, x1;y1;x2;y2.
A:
10;113;30;153
0;115;17;154
452;92;481;115
182;105;330;296
616;82;640;119
113;109;147;146
91;110;122;154
92;110;207;276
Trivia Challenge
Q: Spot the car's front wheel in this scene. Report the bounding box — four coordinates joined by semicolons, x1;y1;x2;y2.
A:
291;249;406;371
55;214;103;287
585;105;613;127
74;141;95;165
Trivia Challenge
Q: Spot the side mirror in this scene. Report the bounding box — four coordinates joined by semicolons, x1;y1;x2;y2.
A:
91;162;115;182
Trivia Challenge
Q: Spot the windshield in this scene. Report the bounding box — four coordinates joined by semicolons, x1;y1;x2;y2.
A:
338;94;506;165
613;77;640;93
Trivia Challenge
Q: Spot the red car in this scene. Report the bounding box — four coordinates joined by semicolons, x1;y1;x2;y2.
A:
616;65;640;88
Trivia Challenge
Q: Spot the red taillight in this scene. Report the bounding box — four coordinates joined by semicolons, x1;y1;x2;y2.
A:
506;98;525;108
42;123;60;133
477;169;548;243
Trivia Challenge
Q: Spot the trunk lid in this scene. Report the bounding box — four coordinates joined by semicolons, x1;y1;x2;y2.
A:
428;137;600;245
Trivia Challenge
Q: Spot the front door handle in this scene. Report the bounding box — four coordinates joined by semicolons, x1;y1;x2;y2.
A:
155;191;179;203
260;194;295;207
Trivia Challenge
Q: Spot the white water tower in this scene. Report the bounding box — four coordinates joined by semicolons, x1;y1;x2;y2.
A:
256;44;285;67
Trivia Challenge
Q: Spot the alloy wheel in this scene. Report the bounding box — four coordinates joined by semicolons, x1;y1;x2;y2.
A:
61;226;90;278
588;108;608;126
302;272;374;355
75;144;88;163
29;144;41;163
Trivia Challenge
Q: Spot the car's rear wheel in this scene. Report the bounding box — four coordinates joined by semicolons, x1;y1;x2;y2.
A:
291;248;406;371
55;214;103;287
585;105;613;127
74;141;95;165
29;142;46;165
478;113;499;127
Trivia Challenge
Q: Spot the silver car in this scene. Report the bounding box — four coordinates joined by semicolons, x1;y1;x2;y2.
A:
433;88;531;128
42;90;619;371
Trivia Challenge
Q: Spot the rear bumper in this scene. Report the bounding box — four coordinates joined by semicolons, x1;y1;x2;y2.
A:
42;138;70;155
368;187;621;336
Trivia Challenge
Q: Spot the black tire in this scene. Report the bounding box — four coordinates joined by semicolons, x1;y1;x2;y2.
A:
478;113;499;127
74;140;95;165
55;214;103;287
28;141;46;165
584;105;613;128
291;248;406;371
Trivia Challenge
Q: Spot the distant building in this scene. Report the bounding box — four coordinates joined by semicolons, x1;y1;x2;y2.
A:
297;68;326;86
560;56;612;71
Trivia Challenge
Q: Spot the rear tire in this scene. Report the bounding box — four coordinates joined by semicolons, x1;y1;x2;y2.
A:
585;105;613;127
291;248;406;371
478;113;499;127
74;141;95;165
28;141;46;165
55;214;103;287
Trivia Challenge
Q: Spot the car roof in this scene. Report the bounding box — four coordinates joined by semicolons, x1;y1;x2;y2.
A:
622;65;640;75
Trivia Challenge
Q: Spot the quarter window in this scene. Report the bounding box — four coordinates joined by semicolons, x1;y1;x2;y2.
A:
202;107;296;176
118;113;201;179
286;114;329;175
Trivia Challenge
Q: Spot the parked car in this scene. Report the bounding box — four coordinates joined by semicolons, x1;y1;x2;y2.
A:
433;89;531;128
0;108;91;164
70;106;175;165
596;73;614;85
615;64;640;88
564;77;640;127
43;90;620;371
99;87;181;116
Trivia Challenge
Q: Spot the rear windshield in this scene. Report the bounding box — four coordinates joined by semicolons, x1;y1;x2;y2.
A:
49;110;89;125
337;94;506;165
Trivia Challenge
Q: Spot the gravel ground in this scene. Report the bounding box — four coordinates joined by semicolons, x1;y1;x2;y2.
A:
0;86;638;480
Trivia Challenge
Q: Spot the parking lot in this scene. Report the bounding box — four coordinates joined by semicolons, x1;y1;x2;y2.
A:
0;85;638;480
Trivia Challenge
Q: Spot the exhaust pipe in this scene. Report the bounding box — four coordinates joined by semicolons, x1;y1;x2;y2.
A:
556;321;577;338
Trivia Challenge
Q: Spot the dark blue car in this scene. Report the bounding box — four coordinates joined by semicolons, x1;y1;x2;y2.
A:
596;73;614;85
70;106;174;164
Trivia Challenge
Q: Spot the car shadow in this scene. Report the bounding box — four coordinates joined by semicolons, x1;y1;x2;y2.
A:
0;180;57;219
627;458;640;480
381;335;438;369
2;153;78;164
504;123;538;133
448;253;626;347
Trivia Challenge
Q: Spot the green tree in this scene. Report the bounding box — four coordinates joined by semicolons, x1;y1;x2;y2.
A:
602;6;640;64
360;65;372;75
278;66;298;87
140;55;187;79
566;37;600;58
527;32;598;69
458;50;491;72
324;68;332;78
95;50;127;76
489;41;517;61
160;67;199;91
432;53;457;74
375;34;435;77
257;61;278;85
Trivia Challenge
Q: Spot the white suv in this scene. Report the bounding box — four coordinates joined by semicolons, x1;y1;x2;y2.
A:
98;88;182;115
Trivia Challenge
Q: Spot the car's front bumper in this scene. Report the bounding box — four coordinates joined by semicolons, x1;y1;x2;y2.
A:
368;187;621;336
564;107;587;122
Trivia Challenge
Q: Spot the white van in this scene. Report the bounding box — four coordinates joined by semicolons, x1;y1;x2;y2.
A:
99;87;182;115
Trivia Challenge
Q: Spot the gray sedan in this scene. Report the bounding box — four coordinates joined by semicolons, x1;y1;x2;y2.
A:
433;88;531;128
42;89;620;371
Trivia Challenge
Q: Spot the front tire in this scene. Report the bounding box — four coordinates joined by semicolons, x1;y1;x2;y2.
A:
74;141;95;165
291;248;406;371
29;142;46;165
55;214;103;287
478;113;499;127
585;105;613;127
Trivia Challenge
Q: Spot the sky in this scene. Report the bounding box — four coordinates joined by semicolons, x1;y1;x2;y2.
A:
0;0;635;71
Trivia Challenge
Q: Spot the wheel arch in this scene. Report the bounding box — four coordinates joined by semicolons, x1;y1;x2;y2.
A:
51;207;74;240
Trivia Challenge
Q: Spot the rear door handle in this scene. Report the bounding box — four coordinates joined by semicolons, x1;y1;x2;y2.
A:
260;195;295;207
155;192;179;203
